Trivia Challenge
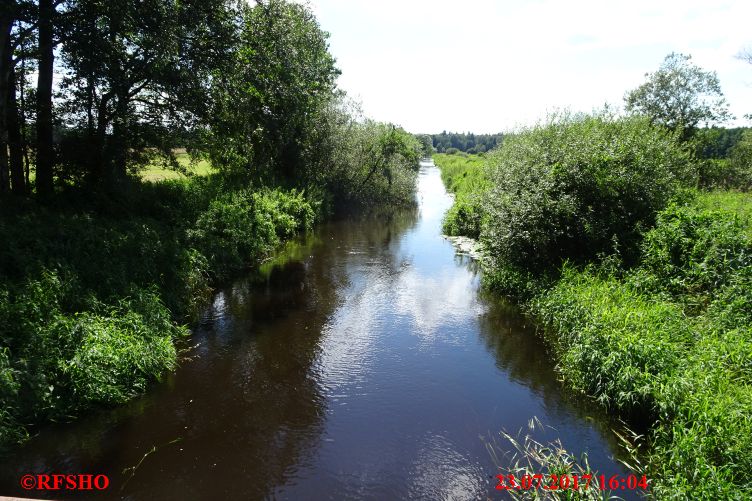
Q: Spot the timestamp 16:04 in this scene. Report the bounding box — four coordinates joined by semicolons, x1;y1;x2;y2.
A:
495;473;649;492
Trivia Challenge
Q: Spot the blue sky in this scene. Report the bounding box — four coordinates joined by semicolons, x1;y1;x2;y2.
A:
304;0;752;133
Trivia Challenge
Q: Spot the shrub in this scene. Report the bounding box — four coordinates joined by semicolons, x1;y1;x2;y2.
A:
0;273;184;445
481;112;694;273
631;202;752;300
189;188;315;279
443;194;484;238
323;118;421;211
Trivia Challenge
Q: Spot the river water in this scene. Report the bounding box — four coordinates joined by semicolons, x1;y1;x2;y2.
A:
1;162;635;499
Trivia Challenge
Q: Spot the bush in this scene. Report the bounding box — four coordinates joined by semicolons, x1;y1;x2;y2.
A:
481;112;694;273
189;188;315;279
0;273;184;446
630;202;752;300
442;194;484;238
322;116;421;211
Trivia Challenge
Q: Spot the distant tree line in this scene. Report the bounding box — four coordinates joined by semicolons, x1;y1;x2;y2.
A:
428;131;503;154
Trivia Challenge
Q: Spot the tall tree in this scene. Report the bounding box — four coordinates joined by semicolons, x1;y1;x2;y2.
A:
624;53;732;141
207;0;339;183
0;5;13;193
59;0;238;184
36;0;54;197
7;63;25;193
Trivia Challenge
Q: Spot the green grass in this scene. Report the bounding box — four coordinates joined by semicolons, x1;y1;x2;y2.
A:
531;191;752;499
140;152;215;182
0;176;317;449
695;191;752;238
432;152;488;196
433;153;489;238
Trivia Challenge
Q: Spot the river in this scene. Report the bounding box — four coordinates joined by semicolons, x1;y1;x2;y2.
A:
0;162;635;499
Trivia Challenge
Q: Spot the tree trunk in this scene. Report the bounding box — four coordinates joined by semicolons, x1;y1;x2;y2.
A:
90;92;111;183
8;64;25;194
36;0;55;198
0;16;11;194
19;55;30;188
108;91;129;182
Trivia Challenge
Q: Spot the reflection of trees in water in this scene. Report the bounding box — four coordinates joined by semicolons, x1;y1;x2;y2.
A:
474;292;636;465
0;206;421;500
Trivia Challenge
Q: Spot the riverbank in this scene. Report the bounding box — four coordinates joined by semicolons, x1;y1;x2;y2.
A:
0;163;634;499
434;120;752;499
0;128;422;449
0;175;318;447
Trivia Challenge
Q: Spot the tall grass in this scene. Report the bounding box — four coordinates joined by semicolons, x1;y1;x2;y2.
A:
436;112;752;498
433;153;489;238
0;175;318;448
533;193;752;499
486;417;633;501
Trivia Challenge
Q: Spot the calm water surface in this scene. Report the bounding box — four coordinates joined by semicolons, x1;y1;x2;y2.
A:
1;163;636;500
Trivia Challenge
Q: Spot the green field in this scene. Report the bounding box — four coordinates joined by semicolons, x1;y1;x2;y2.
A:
140;152;215;182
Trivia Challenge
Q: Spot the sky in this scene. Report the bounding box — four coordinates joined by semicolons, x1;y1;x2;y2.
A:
302;0;752;134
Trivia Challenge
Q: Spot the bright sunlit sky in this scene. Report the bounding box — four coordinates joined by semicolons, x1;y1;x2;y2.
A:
303;0;752;134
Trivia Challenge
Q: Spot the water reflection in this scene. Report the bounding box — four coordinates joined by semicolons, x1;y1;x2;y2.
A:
0;164;635;500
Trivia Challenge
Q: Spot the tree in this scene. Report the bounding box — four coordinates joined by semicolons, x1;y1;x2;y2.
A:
0;0;37;196
625;53;732;140
416;134;433;157
59;0;238;185
206;0;339;184
36;0;55;197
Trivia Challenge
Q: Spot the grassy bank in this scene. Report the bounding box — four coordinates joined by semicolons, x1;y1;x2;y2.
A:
1;115;422;449
0;175;317;447
435;115;752;498
433;153;489;238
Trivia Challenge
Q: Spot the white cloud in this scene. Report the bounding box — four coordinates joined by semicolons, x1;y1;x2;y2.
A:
304;0;752;132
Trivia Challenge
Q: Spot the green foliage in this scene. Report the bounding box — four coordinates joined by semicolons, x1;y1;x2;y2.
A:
481;112;694;276
322;113;422;211
433;153;487;194
630;201;752;300
625;53;732;140
416;134;433;157
694;126;750;159
430;131;503;154
442;195;484;238
433;153;489;238
535;269;690;417
58;0;238;181
0;272;185;447
0;174;318;446
60;290;183;406
189;188;315;279
728;129;752;190
206;0;339;182
531;194;752;499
